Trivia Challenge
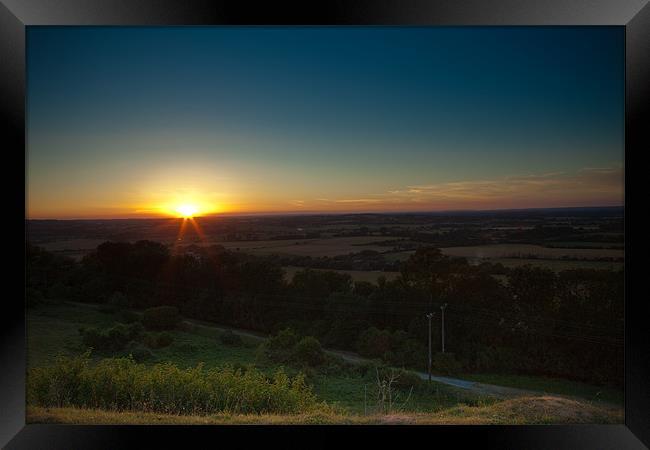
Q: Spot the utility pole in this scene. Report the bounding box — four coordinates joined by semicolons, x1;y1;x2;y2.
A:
364;384;367;415
426;312;434;382
440;303;448;353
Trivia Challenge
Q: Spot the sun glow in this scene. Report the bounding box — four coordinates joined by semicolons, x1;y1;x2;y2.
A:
139;187;223;219
175;204;199;218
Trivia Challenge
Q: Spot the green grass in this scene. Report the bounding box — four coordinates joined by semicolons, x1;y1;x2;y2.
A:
310;373;493;414
27;303;119;367
27;302;260;370
462;373;623;406
27;303;470;414
27;301;623;420
144;327;259;369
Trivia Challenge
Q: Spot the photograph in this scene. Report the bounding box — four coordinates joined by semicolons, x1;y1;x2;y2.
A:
25;26;625;425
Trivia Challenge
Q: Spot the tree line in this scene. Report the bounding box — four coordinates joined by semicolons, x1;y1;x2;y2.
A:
26;241;624;386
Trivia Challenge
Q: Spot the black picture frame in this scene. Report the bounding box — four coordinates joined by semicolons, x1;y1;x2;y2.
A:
3;0;648;448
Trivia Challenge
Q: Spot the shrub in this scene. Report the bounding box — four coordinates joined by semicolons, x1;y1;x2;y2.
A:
291;337;325;367
356;360;387;378
79;322;144;353
393;369;425;391
432;352;462;376
142;306;181;331
126;343;155;362
144;332;174;349
318;354;354;376
156;332;174;348
77;277;108;304
219;329;243;347
473;346;519;372
268;328;300;350
356;327;425;369
258;328;301;364
28;354;318;415
118;310;140;324
386;333;426;370
356;327;392;359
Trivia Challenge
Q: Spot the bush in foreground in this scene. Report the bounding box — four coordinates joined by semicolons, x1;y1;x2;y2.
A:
28;353;317;415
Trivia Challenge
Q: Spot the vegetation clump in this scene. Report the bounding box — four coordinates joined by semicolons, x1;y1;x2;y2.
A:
356;328;425;369
432;353;462;376
28;353;318;415
125;342;155;362
78;322;144;353
26;241;625;387
144;332;174;349
142;306;182;331
117;310;140;324
291;336;326;367
219;329;243;347
258;329;327;369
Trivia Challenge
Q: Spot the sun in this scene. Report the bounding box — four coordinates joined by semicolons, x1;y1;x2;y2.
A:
175;204;199;218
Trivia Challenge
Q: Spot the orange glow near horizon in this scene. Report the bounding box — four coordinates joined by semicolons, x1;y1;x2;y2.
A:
175;204;199;218
155;196;221;219
25;165;624;220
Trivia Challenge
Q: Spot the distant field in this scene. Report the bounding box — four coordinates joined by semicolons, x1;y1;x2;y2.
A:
283;266;400;284
544;241;623;250
384;251;416;262
33;238;624;272
38;239;106;251
489;258;624;272
32;236;402;260
215;236;395;257
440;244;623;260
36;239;108;261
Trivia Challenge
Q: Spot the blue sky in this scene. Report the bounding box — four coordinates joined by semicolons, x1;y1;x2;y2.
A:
27;27;624;218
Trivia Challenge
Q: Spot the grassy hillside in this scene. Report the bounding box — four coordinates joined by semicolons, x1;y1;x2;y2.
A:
26;302;623;424
27;302;482;416
462;373;623;406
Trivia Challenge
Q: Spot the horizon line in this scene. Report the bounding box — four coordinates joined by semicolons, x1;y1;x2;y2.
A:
25;204;625;221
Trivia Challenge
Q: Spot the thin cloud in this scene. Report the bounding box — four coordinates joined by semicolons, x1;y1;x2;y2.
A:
309;166;623;211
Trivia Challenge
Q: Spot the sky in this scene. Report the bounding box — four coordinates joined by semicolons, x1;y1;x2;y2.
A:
26;27;624;219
